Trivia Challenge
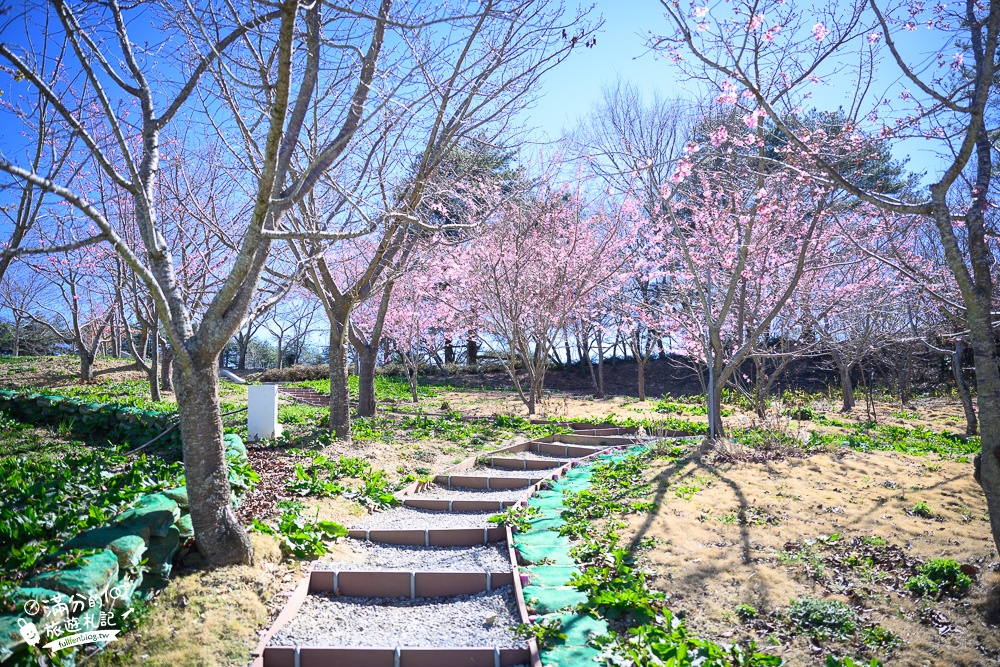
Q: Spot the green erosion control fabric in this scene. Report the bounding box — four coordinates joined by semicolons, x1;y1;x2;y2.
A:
28;550;119;600
513;452;601;662
515;446;647;665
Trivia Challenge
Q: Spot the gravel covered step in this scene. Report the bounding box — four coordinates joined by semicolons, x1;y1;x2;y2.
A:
318;542;513;571
434;468;551;490
352;506;500;530
268;586;528;649
400;484;526;511
485;454;573;470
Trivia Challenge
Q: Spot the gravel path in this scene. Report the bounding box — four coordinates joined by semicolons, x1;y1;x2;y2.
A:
317;542;512;571
490;451;575;461
269;586;528;649
403;485;526;501
442;466;558;478
352;506;499;530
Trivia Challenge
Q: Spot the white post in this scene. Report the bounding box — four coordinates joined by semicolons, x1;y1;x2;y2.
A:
247;384;281;441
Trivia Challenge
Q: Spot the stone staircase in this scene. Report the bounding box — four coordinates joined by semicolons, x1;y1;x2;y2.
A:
250;423;638;667
276;386;330;407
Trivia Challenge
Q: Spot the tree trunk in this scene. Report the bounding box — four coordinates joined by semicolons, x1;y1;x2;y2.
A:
467;337;478;366
637;357;647;401
111;321;122;357
563;334;573;371
407;364;419;403
237;341;248;371
12;319;20;357
596;346;605;398
965;293;1000;555
899;347;913;405
329;319;351;440
173;360;253;566
160;345;174;392
710;376;725;437
953;339;978;436
707;343;726;437
79;347;94;382
357;348;377;417
838;363;855;412
148;333;161;402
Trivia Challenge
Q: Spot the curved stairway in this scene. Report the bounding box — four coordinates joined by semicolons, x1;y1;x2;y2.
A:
251;423;638;667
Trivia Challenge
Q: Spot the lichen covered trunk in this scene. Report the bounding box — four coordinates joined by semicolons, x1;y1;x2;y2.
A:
953;339;978;436
173;361;253;566
839;364;855;412
357;348;377;417
328;320;351;440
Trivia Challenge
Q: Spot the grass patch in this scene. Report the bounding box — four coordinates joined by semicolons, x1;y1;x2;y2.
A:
809;423;978;459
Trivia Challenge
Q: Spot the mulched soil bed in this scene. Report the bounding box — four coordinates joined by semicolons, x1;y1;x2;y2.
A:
236;448;300;524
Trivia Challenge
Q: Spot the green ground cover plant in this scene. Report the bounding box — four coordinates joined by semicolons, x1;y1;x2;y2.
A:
0;445;184;580
785;597;858;640
290;374;438;402
488;505;541;533
807;423;978;459
284;451;400;509
250;500;347;559
905;558;972;598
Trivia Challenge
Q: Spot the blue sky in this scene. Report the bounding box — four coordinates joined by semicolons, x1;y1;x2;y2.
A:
521;1;679;143
520;0;958;184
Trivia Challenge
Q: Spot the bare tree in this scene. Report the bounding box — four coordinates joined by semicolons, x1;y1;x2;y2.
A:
0;0;408;565
0;262;49;357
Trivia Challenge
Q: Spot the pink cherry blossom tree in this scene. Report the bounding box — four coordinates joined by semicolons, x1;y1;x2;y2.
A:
441;190;638;415
658;0;1000;550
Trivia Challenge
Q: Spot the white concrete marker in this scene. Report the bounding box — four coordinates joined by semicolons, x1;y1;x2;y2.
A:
247;384;281;441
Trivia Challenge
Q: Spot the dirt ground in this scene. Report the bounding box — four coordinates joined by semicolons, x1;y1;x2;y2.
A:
3;356;991;666
621;441;996;666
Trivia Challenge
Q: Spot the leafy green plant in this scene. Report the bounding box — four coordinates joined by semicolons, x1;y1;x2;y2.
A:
673;484;701;501
596;610;782;667
861;624;902;652
0;445;184;579
250;500;347;559
824;656;882;667
487;505;540;533
808;423;978;459
514;617;566;648
735;604;759;622
905;558;972;598
909;501;934;518
283;452;400;508
570;547;665;624
785;597;858;640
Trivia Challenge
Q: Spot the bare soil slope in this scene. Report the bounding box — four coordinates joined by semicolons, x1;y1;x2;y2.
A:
622;442;996;666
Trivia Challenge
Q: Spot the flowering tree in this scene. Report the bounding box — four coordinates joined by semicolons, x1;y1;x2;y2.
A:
443;191;637;414
658;0;1000;550
659;134;838;434
22;234;115;382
